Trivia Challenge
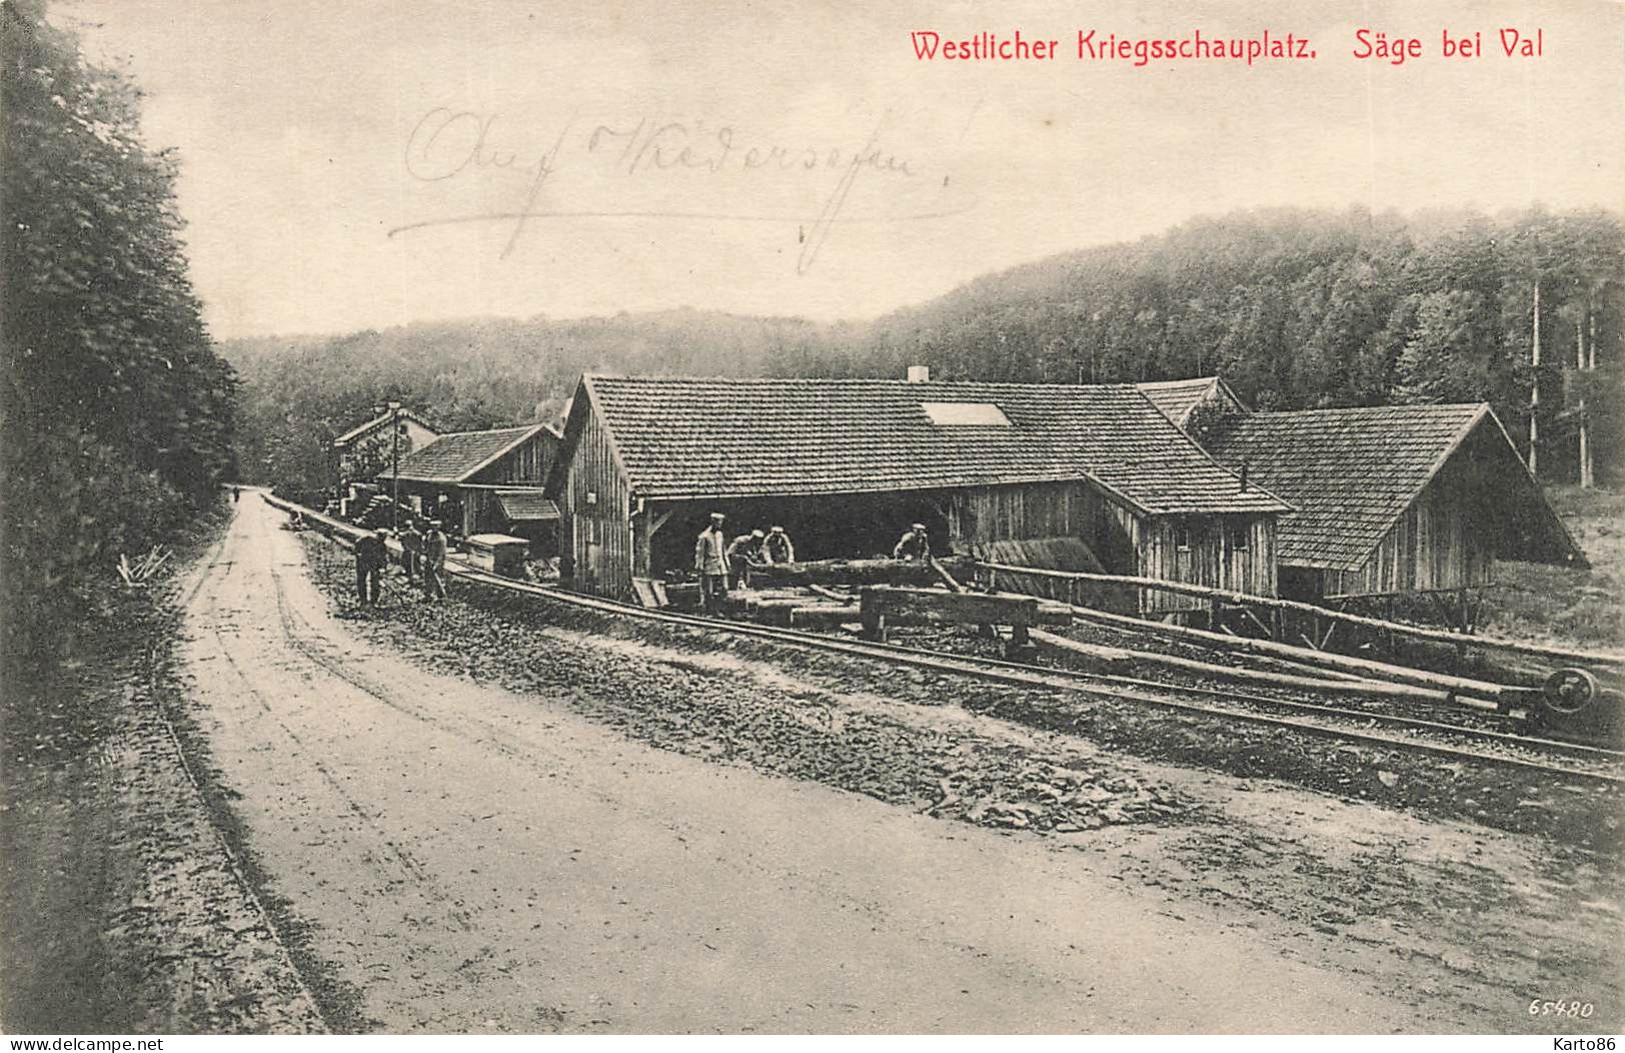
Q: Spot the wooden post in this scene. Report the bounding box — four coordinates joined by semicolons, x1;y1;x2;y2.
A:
632;504;672;578
633;505;652;578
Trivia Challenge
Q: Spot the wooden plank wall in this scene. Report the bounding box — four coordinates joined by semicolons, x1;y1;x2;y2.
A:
1139;516;1277;612
558;408;633;597
952;481;1277;613
1324;454;1493;598
471;430;557;486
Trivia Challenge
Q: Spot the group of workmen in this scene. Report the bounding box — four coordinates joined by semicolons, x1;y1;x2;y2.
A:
352;518;449;607
693;514;795;610
693;513;934;612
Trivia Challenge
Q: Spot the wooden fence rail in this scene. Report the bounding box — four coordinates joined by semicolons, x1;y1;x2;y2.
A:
976;559;1625;670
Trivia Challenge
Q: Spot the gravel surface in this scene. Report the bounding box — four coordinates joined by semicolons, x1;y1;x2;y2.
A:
308;544;1193;838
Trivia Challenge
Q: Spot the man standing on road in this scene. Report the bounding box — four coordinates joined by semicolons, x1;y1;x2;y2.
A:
422;520;448;601
695;512;730;613
353;529;387;607
399;520;423;584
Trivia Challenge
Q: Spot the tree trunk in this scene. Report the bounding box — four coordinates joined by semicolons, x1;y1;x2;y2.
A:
1581;305;1596;489
1530;278;1541;476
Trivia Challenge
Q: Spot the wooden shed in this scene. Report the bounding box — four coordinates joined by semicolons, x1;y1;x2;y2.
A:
1203;403;1585;601
388;423;560;547
547;375;1290;611
331;407;440;484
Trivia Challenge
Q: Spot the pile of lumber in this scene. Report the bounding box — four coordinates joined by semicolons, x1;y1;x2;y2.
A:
731;588;859;628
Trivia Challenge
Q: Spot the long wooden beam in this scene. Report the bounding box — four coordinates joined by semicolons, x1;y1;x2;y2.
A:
1062;601;1525;703
1029;630;1474;708
979;560;1625;669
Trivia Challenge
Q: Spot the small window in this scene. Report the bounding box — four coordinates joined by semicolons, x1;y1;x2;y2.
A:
1230;524;1250;553
921;402;1012;427
1174;521;1191;551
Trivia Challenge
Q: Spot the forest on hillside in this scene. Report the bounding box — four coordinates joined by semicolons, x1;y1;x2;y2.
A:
226;207;1623;492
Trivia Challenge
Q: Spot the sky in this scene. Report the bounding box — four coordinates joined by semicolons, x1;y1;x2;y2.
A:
57;0;1625;340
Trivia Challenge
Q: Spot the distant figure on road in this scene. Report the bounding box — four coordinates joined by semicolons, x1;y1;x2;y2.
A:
399;520;423;583
353;529;388;607
422;521;448;601
726;529;765;589
763;525;796;564
695;512;730;612
893;523;930;561
231;485;240;503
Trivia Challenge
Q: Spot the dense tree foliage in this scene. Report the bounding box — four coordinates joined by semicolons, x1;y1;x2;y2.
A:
225;311;827;492
229;206;1622;494
2;0;237;665
863;208;1621;459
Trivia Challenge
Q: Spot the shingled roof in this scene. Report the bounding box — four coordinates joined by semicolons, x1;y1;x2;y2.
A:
571;376;1290;516
1204;403;1581;570
1137;376;1246;428
332;407;438;448
392;424;550;484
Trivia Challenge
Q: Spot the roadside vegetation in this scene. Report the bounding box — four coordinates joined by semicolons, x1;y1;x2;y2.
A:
0;4;283;1033
2;0;239;676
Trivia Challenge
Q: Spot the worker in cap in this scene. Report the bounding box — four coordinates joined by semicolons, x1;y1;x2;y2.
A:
763;525;796;564
726;528;767;590
421;519;448;601
399;519;423;583
353;528;388;606
893;522;930;561
695;512;730;612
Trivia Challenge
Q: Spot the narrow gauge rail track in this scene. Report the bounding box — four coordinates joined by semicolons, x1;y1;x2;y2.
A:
451;564;1625;789
273;496;1625;789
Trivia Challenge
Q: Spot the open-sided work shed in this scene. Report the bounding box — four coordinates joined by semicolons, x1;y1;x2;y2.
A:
547;374;1291;610
1203;402;1585;601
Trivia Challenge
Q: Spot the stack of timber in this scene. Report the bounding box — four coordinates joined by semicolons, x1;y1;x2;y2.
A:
731;587;860;629
859;585;1072;643
751;557;978;589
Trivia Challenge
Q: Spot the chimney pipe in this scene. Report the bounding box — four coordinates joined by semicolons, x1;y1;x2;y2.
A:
906;365;930;383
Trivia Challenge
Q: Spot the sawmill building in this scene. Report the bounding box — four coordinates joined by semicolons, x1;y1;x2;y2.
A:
1200;401;1585;601
546;373;1291;610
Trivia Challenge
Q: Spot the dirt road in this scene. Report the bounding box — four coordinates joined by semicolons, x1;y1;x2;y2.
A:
172;497;1609;1033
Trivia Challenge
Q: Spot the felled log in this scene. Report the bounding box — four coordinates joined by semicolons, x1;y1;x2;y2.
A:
787;605;861;629
751;557;978;589
1030;629;1465;706
1065;602;1522;705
